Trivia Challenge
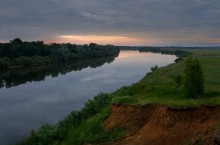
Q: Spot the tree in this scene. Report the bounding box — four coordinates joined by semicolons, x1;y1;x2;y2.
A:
184;56;204;98
10;38;23;44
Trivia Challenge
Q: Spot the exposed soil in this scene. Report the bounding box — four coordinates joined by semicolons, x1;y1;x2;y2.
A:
104;104;220;145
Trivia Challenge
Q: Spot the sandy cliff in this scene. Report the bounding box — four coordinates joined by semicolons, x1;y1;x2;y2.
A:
104;104;220;145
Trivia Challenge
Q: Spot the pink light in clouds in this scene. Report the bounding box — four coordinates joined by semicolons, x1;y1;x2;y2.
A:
46;35;161;46
44;35;220;46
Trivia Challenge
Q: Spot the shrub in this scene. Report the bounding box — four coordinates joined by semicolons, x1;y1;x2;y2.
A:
183;57;204;98
151;65;158;72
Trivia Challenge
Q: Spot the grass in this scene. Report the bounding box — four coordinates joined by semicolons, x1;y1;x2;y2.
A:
17;93;124;145
61;108;124;145
112;49;220;108
43;49;220;144
17;49;220;145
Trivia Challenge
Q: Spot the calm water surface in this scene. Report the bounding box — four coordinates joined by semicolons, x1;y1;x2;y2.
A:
0;51;176;145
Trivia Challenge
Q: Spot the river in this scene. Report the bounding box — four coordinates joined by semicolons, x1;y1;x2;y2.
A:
0;50;176;145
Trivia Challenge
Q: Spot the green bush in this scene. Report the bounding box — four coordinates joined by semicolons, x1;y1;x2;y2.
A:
151;65;158;72
184;57;204;98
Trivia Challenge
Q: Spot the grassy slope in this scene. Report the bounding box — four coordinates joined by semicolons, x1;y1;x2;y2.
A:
59;49;220;145
60;107;124;145
19;49;220;145
112;49;220;108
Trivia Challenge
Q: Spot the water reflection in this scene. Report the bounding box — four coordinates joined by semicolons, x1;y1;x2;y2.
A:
0;55;117;89
0;51;176;145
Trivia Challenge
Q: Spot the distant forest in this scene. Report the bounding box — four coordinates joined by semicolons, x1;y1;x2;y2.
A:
0;38;120;69
0;55;117;89
119;46;220;57
119;46;220;50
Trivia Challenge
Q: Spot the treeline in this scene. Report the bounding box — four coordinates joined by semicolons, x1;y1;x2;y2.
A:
119;46;189;58
0;55;116;89
139;47;189;57
119;46;220;50
0;38;120;69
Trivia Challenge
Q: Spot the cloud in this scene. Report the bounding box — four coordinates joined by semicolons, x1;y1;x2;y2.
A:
0;0;220;46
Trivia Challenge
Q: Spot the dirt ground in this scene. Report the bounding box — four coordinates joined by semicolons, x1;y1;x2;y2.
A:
104;104;220;145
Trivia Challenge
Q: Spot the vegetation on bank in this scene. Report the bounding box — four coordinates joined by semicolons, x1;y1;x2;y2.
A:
0;55;117;89
119;46;191;58
16;49;220;145
0;38;120;69
183;56;204;98
16;93;124;145
113;49;220;108
139;47;189;57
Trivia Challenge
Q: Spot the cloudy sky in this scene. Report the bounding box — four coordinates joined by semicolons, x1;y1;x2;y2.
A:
0;0;220;46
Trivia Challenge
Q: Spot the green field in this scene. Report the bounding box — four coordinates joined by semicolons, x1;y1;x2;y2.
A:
17;49;220;145
113;49;220;108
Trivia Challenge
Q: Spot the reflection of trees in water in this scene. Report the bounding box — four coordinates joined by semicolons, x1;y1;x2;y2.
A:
0;55;117;89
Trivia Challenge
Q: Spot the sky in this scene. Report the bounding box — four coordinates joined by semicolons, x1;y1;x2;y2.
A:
0;0;220;46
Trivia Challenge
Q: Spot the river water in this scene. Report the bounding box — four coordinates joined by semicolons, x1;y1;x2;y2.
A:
0;50;176;145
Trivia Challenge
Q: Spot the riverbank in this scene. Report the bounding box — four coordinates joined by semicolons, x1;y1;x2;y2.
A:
0;39;120;70
1;50;175;145
16;49;220;145
0;55;117;89
112;49;220;108
104;104;220;145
